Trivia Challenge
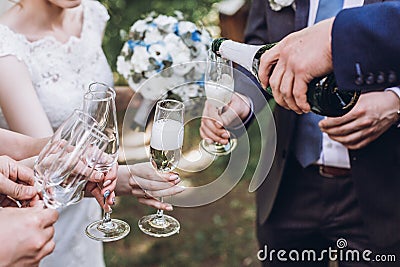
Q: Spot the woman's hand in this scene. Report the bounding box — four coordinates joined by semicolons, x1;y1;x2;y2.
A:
116;163;185;211
85;163;118;208
0;206;58;267
0;156;39;207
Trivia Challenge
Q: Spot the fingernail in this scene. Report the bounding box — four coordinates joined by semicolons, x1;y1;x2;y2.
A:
206;139;213;144
103;190;110;198
178;185;186;190
166;205;173;211
173;178;181;184
169;174;179;180
222;133;229;139
103;180;111;187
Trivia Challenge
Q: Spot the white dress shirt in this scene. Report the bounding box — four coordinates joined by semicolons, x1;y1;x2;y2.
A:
310;0;364;169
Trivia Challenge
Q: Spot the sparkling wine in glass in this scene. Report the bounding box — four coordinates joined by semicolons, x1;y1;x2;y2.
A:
84;82;130;242
201;52;237;156
138;99;184;237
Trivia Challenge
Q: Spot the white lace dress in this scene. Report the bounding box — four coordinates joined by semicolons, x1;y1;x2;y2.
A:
0;1;113;266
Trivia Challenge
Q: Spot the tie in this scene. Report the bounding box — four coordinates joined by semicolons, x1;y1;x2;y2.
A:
293;0;344;168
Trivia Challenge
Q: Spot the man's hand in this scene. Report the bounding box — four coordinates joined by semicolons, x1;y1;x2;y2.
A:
319;91;400;149
258;18;335;113
200;93;251;145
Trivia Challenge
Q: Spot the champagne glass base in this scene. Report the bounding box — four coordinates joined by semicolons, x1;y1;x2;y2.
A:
200;137;237;156
138;214;180;237
85;219;130;242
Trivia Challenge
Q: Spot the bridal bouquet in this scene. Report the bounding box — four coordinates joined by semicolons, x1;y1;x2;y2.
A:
117;11;211;102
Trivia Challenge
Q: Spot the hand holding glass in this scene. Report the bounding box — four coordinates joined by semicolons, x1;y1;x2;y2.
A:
201;53;237;156
84;82;130;242
34;110;109;209
138;99;184;237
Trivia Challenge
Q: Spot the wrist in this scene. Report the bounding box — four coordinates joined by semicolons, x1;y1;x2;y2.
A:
385;87;400;127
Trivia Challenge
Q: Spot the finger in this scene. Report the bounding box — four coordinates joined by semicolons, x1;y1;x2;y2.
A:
102;179;117;196
90;187;104;207
320;117;370;137
29;198;44;208
35;238;56;262
10;164;35;186
319;113;358;130
200;124;229;145
130;163;180;182
258;46;280;88
292;76;310;113
0;174;38;200
280;71;303;114
40;208;59;228
87;171;105;183
269;60;286;109
141;185;186;198
137;197;173;211
206;115;226;131
200;117;227;137
129;176;180;191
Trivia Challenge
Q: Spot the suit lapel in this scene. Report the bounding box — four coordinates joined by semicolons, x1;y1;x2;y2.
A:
294;0;310;30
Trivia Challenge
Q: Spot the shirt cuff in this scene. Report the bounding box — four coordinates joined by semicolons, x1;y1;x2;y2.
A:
385;87;400;128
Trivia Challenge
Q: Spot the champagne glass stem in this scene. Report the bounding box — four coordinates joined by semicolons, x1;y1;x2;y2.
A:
155;197;165;222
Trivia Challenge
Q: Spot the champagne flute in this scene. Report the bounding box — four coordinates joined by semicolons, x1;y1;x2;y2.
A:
84;82;130;242
200;52;237;156
138;99;184;237
34;110;110;209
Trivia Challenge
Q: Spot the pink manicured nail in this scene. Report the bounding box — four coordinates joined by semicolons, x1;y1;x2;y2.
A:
103;180;111;187
166;205;173;211
169;174;179;180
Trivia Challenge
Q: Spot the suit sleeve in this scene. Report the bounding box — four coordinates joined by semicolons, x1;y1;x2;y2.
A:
332;1;400;91
235;0;271;113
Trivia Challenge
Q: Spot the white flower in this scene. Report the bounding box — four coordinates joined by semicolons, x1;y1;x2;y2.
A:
153;15;178;33
148;43;170;62
117;12;210;101
130;46;151;73
116;55;131;78
177;21;197;35
143;27;164;43
130;20;150;34
164;33;191;64
269;0;294;11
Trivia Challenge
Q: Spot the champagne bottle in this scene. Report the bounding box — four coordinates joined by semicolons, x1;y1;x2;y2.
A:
211;38;360;117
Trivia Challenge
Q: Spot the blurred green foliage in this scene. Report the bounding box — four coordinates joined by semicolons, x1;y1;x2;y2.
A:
99;0;220;72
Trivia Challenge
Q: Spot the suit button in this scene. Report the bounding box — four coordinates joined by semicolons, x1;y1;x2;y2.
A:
376;72;385;84
355;76;364;85
388;71;397;83
365;73;375;85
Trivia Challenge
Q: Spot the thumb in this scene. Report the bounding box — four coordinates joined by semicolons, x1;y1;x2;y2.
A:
0;174;38;200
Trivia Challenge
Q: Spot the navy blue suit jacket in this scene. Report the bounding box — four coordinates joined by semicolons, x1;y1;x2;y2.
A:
332;2;400;91
238;0;400;247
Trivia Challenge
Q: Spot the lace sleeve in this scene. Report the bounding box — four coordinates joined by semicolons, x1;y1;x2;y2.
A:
0;25;30;71
86;0;110;34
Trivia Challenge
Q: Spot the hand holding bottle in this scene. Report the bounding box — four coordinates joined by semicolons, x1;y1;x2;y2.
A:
258;18;335;113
